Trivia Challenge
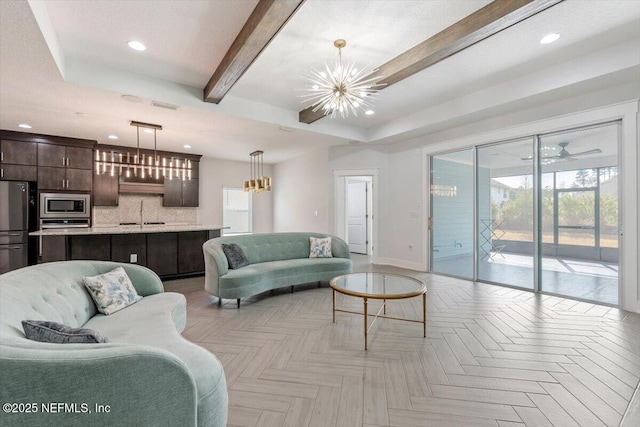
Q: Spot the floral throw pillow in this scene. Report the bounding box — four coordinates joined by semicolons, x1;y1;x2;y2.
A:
83;267;142;315
310;236;332;258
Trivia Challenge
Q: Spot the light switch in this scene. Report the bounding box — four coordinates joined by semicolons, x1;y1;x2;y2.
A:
130;254;138;263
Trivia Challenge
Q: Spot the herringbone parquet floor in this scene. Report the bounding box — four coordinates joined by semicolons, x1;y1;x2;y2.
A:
165;261;640;427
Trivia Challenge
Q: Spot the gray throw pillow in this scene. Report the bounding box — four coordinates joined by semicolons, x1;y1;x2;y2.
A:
222;243;249;269
22;320;109;344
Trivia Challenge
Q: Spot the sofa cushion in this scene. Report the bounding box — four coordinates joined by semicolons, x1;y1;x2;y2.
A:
83;267;142;315
219;258;351;291
22;320;109;344
222;243;249;269
84;292;227;426
309;236;332;258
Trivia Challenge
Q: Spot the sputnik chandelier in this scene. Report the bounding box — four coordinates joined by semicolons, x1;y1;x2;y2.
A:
301;39;384;119
244;151;271;193
95;121;192;180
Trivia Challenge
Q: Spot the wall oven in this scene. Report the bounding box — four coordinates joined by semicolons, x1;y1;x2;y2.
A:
40;193;90;220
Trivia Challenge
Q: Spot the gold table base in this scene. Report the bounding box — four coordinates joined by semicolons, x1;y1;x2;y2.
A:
332;290;426;350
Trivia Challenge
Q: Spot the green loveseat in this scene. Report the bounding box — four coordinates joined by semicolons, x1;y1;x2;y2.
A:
203;232;352;307
0;261;227;427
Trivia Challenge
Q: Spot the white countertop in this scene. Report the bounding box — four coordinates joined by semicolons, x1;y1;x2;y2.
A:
29;224;224;236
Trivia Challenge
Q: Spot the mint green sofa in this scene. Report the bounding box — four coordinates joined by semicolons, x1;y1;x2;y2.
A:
0;261;227;427
203;232;352;307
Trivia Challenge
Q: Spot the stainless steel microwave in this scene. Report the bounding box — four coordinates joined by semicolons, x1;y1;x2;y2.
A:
40;193;90;219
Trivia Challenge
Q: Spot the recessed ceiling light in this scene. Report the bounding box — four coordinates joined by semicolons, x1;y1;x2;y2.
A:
143;129;153;134
121;94;143;103
108;135;118;140
127;40;146;51
183;144;191;149
540;33;560;44
18;123;32;129
365;110;375;115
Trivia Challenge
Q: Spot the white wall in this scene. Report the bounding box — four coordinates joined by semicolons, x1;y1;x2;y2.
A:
272;148;329;232
198;157;273;233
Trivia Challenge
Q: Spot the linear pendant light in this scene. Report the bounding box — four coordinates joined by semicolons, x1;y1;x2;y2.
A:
95;121;192;180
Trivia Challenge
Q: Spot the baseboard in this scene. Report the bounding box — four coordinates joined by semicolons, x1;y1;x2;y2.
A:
375;258;426;272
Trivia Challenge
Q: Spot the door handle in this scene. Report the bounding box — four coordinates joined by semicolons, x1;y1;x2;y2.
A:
0;246;22;250
1;168;3;179
0;232;21;236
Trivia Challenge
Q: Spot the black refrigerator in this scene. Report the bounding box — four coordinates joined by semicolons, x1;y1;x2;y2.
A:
0;181;37;274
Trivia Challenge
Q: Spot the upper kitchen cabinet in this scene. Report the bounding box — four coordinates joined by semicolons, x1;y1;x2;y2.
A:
38;144;93;170
163;161;199;207
93;172;119;206
38;141;94;191
0;130;96;190
0;139;37;181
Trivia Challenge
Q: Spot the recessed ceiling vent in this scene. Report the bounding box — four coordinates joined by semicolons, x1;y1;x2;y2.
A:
151;101;179;110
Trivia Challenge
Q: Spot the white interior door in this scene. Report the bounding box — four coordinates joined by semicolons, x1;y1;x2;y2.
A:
347;180;368;254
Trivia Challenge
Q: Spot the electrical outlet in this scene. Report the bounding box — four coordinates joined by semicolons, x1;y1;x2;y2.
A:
314;211;318;217
130;254;138;263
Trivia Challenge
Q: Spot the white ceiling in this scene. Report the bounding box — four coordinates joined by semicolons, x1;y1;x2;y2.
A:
0;0;638;164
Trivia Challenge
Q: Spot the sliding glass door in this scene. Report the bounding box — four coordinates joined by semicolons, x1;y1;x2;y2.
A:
429;121;620;305
539;123;619;305
430;149;474;279
476;138;534;289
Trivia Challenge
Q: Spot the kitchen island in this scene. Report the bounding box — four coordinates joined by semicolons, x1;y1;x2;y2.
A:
30;224;223;279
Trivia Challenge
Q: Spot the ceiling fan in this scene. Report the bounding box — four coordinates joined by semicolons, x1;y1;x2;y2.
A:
521;142;602;162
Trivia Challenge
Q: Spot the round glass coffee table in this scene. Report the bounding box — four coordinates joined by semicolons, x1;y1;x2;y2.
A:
330;272;427;350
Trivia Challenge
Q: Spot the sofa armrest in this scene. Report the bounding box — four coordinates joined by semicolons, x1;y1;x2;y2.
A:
118;263;164;296
0;342;197;426
203;241;228;297
331;235;351;259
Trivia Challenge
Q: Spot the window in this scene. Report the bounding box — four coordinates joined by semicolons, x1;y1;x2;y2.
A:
223;188;251;235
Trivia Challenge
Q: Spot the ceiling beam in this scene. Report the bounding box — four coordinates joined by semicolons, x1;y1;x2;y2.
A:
299;0;563;124
204;0;305;104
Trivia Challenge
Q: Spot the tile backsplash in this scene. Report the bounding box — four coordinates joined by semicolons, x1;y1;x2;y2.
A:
93;194;197;226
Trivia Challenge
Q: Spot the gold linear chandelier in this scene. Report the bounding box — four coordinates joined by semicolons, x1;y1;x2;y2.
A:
243;151;271;193
301;39;384;119
95;121;192;180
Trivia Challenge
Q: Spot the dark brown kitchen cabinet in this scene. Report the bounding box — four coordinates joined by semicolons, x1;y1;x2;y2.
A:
1;140;37;181
1;140;37;165
37;143;67;168
147;232;178;276
38;143;93;191
65;146;93;170
38;144;92;170
38;167;91;192
93;173;119;206
111;234;146;265
163;162;199;207
65;168;92;191
178;231;208;273
37;167;66;190
69;235;111;261
38;235;67;263
1;164;37;181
